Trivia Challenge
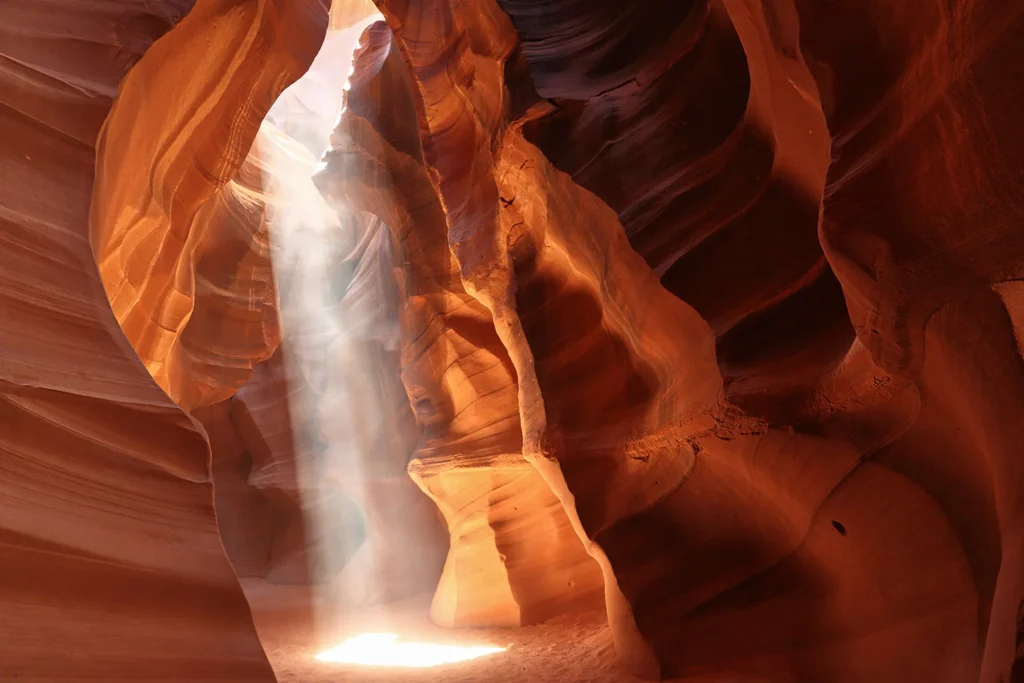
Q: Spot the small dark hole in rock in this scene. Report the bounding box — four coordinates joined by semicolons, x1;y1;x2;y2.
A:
832;520;847;536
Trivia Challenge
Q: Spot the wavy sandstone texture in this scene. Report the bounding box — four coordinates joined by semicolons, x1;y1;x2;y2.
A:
315;21;604;629
334;0;1024;681
0;0;332;679
4;0;1024;681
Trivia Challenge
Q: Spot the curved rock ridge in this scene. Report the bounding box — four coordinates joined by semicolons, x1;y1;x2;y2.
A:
193;347;314;585
315;20;605;628
0;0;332;678
355;0;1024;681
799;2;1024;680
5;0;1024;680
90;0;330;412
512;0;851;424
85;0;435;615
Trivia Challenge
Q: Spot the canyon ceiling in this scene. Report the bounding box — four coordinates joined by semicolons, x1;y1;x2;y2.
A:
3;0;1024;681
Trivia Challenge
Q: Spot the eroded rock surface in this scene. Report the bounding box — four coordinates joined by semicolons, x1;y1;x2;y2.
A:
316;21;604;628
5;0;1024;681
0;0;327;678
334;0;1024;681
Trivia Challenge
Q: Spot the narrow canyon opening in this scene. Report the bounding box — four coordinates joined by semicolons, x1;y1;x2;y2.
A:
244;7;517;676
239;7;624;679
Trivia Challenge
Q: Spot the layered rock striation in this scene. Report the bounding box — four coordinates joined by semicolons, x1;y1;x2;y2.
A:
339;0;1024;680
1;0;328;679
4;0;1024;681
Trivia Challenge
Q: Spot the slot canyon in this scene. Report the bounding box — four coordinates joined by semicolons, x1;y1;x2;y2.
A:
4;0;1024;681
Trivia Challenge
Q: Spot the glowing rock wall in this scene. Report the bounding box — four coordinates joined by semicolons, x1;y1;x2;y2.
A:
5;0;1024;681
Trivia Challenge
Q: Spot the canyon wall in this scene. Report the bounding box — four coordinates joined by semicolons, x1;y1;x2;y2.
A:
0;0;327;678
4;0;1024;681
348;0;1024;680
316;21;605;628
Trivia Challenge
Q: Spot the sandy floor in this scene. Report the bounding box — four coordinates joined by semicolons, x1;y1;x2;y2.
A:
243;580;647;683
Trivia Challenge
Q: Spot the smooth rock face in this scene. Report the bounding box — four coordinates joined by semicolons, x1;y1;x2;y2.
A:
1;0;326;679
5;0;1024;682
346;0;1024;681
315;21;604;628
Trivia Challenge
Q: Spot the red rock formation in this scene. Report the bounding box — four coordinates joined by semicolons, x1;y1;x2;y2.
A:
1;0;329;678
515;0;846;425
6;0;1024;680
354;0;1024;680
192;348;315;585
89;2;321;410
316;21;603;628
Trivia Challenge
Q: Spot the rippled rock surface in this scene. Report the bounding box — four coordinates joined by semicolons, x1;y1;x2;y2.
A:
4;0;1024;681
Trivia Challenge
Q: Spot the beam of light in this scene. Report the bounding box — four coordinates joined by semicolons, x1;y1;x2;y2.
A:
314;633;506;667
256;8;446;638
258;14;383;602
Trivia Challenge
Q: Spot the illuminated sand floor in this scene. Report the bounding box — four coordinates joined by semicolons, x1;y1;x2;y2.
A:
244;580;647;683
